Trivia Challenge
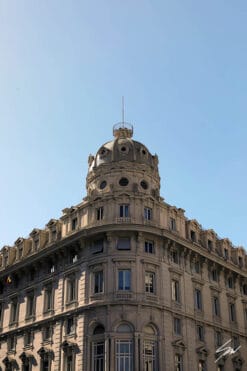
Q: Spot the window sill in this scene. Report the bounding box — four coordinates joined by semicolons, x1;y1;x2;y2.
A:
43;309;55;316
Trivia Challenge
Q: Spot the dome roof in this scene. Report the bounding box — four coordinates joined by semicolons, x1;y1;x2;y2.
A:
88;124;158;172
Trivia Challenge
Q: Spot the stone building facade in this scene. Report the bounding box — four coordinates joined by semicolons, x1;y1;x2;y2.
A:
0;123;246;371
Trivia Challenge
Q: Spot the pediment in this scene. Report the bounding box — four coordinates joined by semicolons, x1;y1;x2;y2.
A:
172;339;186;350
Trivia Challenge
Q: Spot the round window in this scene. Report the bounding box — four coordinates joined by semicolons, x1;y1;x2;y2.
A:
140;180;148;190
119;177;129;186
99;180;107;190
121;146;127;152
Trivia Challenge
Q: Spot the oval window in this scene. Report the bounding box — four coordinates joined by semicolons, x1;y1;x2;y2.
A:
99;181;107;190
119;177;129;186
140;180;148;190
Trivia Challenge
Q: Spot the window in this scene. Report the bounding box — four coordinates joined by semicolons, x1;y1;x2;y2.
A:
118;270;131;291
144;340;156;371
145;241;154;254
215;331;222;347
175;354;183;371
229;303;236;322
194;261;201;274
117;237;131;250
233;336;239;349
171;250;179;264
170;217;176;231
24;330;33;347
242;284;247;295
196;325;204;341
227;276;233;289
212;269;218;282
94;271;104;294
174;318;181;335
10;297;19;324
198;360;206;371
213;296;220;317
44;285;54;312
172;280;180;303
93;342;104;371
208;240;213;250
66;317;75;335
69;251;78;264
144;207;152;221
71;217;78;231
43;325;52;342
224;248;228;259
92;239;104;254
96;207;104;220
195;289;202;311
66;276;77;303
190;230;196;242
26;292;35;318
119;177;129;186
120;205;129;218
8;335;16;351
0;303;3;328
145;272;155;294
116;340;133;371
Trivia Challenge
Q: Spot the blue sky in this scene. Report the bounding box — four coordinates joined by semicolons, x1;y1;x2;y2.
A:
0;0;247;248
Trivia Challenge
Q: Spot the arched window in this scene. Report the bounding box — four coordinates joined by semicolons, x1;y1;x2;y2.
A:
116;323;134;371
143;325;158;371
92;324;105;371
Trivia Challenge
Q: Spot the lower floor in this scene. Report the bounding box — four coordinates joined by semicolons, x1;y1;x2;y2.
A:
0;304;246;371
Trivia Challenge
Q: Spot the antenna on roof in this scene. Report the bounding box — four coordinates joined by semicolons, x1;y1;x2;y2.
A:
122;96;125;126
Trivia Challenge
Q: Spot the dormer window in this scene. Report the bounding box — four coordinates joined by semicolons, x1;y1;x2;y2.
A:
170;218;176;231
190;230;196;242
51;229;57;241
96;207;104;221
224;248;228;259
208;240;213;250
71;218;78;231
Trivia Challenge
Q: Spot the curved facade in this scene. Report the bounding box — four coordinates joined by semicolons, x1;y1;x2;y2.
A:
0;124;247;371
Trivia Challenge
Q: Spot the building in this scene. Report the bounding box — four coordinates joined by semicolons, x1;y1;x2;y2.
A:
0;123;246;371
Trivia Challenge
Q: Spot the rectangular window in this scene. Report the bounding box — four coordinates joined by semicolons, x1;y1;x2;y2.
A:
93;341;105;371
224;248;228;259
175;354;183;371
197;325;204;341
145;272;155;294
94;271;104;294
229;303;236;322
194;261;200;274
195;289;202;311
144;207;152;221
145;241;154;254
120;205;129;218
44;286;53;312
172;280;180;303
66;317;75;335
228;277;233;289
116;340;133;371
118;270;131;291
96;207;104;220
8;335;16;351
10;298;19;324
117;237;131;250
215;331;222;347
71;217;78;231
26;292;35;318
92;239;104;254
208;240;213;250
64;353;74;371
171;250;179;264
41;359;49;371
212;269;218;282
24;330;32;346
170;217;176;231
144;340;156;371
213;296;220;317
43;325;52;342
190;230;196;242
67;277;77;303
0;303;3;329
174;318;181;335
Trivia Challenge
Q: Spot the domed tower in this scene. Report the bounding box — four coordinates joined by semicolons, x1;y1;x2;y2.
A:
86;123;160;200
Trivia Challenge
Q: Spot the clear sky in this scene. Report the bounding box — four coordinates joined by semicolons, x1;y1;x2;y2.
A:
0;1;247;249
